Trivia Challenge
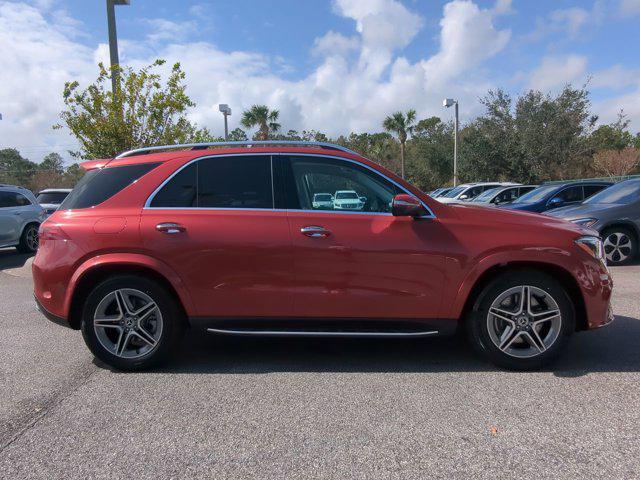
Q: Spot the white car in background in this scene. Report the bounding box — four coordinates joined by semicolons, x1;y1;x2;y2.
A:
312;193;334;209
0;184;45;253
36;188;72;217
437;182;520;204
333;190;366;210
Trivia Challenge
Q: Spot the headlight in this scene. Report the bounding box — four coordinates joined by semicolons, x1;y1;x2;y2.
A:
575;236;605;261
572;218;598;228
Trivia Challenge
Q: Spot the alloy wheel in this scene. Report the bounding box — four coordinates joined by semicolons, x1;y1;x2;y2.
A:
486;285;562;358
26;225;39;251
603;232;632;264
93;288;163;359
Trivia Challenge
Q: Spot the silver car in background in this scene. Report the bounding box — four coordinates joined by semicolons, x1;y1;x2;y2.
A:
36;188;72;217
0;184;45;253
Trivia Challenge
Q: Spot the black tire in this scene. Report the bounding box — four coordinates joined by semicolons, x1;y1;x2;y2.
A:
16;223;39;253
81;275;184;371
601;227;637;266
466;269;575;371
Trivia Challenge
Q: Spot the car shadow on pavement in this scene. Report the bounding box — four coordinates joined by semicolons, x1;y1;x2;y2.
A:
0;249;33;271
115;315;640;376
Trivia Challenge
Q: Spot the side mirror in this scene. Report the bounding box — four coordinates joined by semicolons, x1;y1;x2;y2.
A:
548;197;564;208
359;196;367;203
459;194;469;200
392;194;427;217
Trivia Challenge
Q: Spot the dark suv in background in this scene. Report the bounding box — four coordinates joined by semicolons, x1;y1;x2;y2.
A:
548;178;640;265
500;181;612;213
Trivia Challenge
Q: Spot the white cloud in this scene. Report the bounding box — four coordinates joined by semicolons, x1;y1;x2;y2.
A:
312;31;360;58
145;18;198;43
549;7;590;38
422;0;511;87
591;65;640;90
527;55;588;91
619;0;640;16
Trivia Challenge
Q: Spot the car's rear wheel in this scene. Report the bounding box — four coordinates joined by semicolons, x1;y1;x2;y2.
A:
466;270;575;370
81;275;184;371
602;227;637;266
16;223;39;253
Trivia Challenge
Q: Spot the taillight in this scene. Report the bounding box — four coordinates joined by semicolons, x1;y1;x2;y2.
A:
39;224;69;244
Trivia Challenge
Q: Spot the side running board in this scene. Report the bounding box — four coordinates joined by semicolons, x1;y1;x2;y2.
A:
206;328;439;338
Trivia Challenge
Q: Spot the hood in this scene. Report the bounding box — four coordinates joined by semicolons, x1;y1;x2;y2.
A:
449;203;594;236
545;203;619;220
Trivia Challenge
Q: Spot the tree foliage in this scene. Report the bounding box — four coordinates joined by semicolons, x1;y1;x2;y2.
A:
592;148;640;178
240;105;281;140
383;110;417;178
56;60;214;159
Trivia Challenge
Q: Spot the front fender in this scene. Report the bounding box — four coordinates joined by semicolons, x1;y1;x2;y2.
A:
64;253;195;317
446;247;577;320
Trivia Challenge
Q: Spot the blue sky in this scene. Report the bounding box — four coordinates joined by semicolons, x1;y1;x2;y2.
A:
1;0;639;161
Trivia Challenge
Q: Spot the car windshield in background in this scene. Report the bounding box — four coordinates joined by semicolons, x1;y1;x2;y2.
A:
315;194;332;201
513;185;557;203
472;187;501;202
336;192;358;199
443;185;466;198
36;192;68;204
585;180;640;204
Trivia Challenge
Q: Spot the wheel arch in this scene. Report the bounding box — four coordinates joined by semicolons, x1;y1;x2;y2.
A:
66;256;193;330
458;261;588;331
600;220;639;241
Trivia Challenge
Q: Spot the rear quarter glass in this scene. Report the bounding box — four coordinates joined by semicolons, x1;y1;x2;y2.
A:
60;163;160;210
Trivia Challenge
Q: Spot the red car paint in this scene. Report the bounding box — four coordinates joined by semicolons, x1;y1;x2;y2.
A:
33;147;613;332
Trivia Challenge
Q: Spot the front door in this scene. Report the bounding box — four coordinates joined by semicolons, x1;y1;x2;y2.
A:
280;155;448;320
0;191;28;246
141;154;294;318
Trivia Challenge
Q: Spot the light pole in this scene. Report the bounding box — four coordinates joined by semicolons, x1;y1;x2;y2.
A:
443;98;459;187
106;0;130;95
218;104;232;141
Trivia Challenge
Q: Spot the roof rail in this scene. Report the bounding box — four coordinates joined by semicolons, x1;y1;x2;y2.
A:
115;141;359;159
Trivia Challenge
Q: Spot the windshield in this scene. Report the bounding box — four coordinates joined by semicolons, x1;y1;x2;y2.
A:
36;192;69;204
314;194;332;201
513;185;558;204
472;187;501;202
585;180;640;204
336;192;358;199
443;185;466;198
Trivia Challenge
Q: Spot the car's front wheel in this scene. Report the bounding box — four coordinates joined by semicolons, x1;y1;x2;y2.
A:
602;227;637;266
81;275;184;371
466;270;575;370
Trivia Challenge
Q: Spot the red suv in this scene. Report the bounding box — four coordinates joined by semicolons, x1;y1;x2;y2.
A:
33;142;613;371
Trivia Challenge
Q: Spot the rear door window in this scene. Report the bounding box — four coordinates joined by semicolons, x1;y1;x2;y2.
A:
556;186;583;203
150;155;273;209
61;163;159;210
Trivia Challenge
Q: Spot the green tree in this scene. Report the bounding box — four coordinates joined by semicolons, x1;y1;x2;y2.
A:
62;163;85;187
383;109;416;178
228;127;248;141
590;112;634;152
240;105;281;140
0;148;37;187
406;117;455;190
56;60;214;159
39;152;64;174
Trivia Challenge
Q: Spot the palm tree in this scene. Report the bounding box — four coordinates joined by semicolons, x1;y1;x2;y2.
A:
383;109;417;178
240;105;281;141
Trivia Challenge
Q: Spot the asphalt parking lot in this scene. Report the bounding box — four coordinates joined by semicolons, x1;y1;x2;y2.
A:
0;248;639;479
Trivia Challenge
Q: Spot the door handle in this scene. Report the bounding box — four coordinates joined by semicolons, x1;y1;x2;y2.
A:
156;222;186;234
300;225;331;238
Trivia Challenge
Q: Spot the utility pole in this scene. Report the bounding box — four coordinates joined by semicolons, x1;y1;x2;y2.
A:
443;98;459;186
106;0;130;95
219;104;232;141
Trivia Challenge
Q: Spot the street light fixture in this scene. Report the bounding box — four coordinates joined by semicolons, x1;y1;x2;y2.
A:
218;104;232;141
443;98;459;187
106;0;130;95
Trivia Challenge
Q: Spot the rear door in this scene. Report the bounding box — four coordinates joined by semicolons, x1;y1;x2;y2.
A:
280;154;448;320
0;191;30;245
141;154;294;318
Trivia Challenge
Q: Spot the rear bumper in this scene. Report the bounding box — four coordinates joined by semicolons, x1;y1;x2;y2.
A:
34;295;72;329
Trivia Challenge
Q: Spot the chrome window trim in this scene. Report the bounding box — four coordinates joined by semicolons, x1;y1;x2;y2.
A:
143;152;436;219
